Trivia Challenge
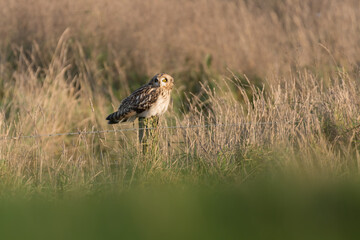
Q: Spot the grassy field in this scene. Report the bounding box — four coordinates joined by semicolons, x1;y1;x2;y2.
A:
2;182;360;240
1;0;360;239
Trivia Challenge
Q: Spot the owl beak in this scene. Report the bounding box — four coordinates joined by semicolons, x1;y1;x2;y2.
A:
168;78;174;88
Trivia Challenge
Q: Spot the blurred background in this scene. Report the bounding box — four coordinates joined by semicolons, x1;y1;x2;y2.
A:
1;0;360;85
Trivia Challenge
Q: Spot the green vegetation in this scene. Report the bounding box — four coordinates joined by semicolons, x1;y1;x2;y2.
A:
2;182;360;240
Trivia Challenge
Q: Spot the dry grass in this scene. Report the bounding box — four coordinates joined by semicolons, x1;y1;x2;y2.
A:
1;0;360;77
0;0;360;195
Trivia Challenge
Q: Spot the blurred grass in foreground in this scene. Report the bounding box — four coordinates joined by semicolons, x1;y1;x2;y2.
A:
1;180;360;240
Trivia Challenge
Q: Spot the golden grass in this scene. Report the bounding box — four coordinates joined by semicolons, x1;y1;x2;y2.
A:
0;0;360;195
1;0;360;76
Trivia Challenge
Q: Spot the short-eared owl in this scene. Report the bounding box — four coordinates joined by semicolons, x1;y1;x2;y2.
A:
106;73;174;124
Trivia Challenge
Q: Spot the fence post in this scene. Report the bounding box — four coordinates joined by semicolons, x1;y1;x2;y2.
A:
138;117;145;144
138;116;159;154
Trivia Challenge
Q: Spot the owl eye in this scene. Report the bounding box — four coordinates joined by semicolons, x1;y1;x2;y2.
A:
162;78;167;82
154;79;158;82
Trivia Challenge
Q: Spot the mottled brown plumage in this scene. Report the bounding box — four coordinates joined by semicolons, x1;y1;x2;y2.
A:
106;73;174;124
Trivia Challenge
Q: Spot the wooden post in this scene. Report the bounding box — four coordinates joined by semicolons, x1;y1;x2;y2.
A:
138;117;146;144
138;116;159;154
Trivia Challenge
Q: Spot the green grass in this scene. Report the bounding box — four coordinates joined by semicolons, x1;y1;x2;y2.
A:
2;179;360;240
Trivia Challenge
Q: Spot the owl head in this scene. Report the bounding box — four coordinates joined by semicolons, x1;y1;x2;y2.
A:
150;73;174;89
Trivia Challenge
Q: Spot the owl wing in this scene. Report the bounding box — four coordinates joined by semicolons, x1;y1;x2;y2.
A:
109;85;159;121
122;85;160;110
106;84;161;124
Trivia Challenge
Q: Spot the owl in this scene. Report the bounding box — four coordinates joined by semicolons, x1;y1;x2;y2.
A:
106;73;174;124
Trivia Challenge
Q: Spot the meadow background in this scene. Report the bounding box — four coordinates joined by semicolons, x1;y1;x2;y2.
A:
1;0;360;239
